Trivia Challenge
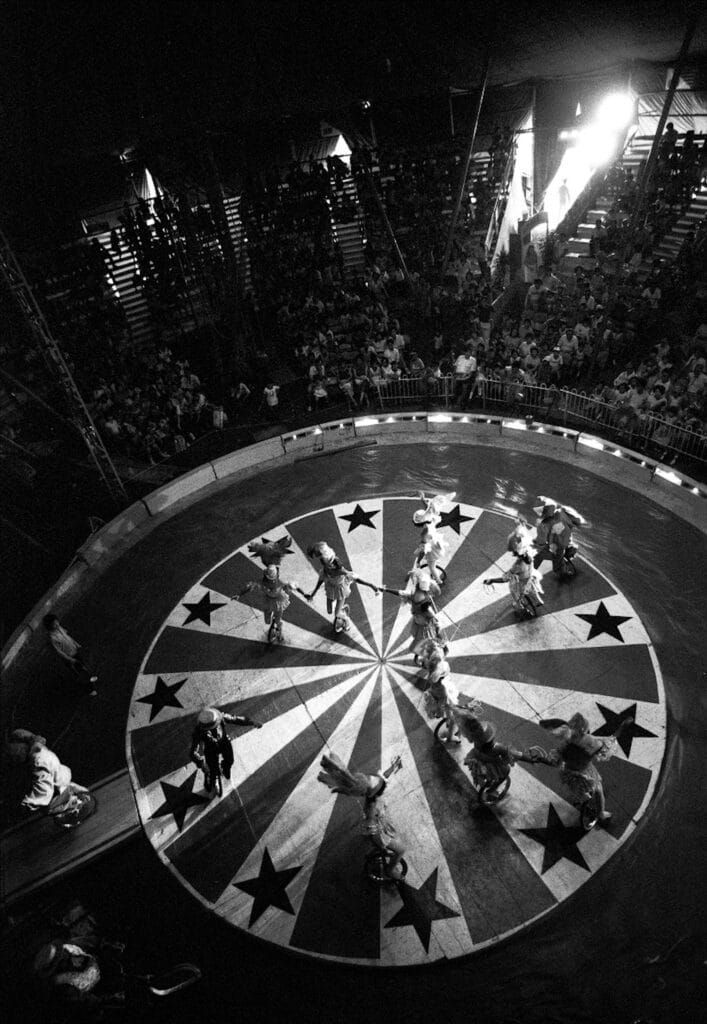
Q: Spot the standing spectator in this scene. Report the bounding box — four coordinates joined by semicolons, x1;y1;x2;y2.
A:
454;346;477;408
263;382;281;420
212;404;229;429
43;614;98;695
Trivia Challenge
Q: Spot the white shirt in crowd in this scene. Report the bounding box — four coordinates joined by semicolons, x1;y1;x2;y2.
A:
263;385;280;407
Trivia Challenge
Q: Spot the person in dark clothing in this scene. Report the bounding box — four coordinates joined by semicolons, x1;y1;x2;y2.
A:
190;707;262;793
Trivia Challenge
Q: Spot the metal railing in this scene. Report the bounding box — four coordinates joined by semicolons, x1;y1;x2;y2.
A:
371;374;707;464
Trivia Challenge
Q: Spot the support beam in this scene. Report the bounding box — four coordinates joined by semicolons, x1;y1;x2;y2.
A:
441;53;491;278
0;228;129;505
362;163;412;288
630;12;700;229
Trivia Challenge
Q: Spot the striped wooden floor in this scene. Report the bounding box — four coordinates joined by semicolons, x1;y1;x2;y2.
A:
126;498;665;966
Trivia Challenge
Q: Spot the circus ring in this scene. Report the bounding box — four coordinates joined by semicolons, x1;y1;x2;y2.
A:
4;415;706;978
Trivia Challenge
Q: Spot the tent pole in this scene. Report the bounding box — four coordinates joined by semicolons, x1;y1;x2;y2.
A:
441;53;491;278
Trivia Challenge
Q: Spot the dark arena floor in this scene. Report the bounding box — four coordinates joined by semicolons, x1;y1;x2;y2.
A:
2;434;707;1024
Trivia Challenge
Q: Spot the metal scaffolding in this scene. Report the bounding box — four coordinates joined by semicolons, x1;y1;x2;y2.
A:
0;227;129;505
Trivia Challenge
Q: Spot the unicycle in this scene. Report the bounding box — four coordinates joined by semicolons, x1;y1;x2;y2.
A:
267;620;283;644
579;789;601;831
51;788;97;831
364;847;408;884
466;758;511;805
434;719;461;745
420;561;447;584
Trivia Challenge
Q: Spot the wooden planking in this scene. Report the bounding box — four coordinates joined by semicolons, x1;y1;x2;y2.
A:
1;770;139;906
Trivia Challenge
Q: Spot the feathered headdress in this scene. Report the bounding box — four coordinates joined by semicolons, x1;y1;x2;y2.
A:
318;752;385;799
413;490;456;526
248;535;294;566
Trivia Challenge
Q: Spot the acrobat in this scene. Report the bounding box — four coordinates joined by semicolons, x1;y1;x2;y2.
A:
234;564;307;643
412;490;455;584
484;522;544;618
318;751;407;881
305;542;378;633
531;495;587;579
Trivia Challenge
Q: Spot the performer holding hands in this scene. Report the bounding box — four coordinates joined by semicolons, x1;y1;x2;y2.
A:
305;542;378;633
234;564;307;644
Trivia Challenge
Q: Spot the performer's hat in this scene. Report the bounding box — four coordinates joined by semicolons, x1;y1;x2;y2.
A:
308;541;335;562
33;941;69;977
264;565;278;579
533;496;558;519
413;508;432;525
197;708;219;727
416;575;432;592
468;719;497;745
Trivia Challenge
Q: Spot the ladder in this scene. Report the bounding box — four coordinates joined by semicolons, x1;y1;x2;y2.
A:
0;228;128;505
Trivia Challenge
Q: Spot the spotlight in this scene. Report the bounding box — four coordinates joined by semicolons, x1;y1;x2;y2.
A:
596;93;635;130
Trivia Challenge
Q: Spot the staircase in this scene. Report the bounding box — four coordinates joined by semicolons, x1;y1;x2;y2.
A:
95;228;153;343
223;194;252;294
330;170;365;277
560;134;652;275
654;185;707;260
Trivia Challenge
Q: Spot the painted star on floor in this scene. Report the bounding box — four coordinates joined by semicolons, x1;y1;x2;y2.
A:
136;676;188;722
576;601;631;642
150;771;210;831
437;505;474;534
593;702;656;758
234;848;302;927
339;504;380;532
384;868;460;953
182;591;228;626
520;804;591;874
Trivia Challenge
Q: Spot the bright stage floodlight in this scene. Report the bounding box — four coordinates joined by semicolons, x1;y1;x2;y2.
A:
595;93;635;130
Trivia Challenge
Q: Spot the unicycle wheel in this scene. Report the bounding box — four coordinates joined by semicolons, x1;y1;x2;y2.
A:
479;775;511;805
364;851;408;884
580;794;600;831
53;792;97;830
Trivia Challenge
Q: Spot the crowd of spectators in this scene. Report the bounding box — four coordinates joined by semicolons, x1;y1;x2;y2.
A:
2;123;705;478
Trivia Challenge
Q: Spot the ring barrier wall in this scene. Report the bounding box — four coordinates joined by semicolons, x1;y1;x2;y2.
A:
3;412;706;674
372;376;707;464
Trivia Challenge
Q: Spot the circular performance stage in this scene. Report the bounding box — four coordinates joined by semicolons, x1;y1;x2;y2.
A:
122;436;683;968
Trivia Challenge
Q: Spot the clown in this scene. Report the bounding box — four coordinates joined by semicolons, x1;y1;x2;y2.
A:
235;564;307;643
484;522;544;618
306;542;378;633
411;490;456;584
532;495;587;578
318;751;406;880
190;706;261;793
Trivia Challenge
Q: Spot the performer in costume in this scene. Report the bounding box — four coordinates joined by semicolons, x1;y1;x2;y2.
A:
5;729;90;817
484;522;544;618
305;542;378;633
531;713;626;823
532;495;586;578
318;752;406;880
411;490;455;584
234;564;307;643
391;569;444;652
460;715;527;791
247;534;293;567
190;707;262;793
419;643;462;743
